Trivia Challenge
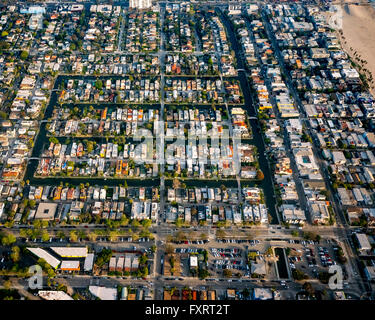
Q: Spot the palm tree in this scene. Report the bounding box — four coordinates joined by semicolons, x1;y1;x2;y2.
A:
57;231;66;240
78;230;86;240
87;232;98;242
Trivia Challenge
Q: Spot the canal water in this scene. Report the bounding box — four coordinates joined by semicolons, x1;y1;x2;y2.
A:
274;247;289;279
218;9;279;224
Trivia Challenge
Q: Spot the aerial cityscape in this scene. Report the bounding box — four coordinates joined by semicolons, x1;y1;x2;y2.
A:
0;0;375;304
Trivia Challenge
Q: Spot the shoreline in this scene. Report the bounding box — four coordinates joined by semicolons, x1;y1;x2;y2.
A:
338;2;375;96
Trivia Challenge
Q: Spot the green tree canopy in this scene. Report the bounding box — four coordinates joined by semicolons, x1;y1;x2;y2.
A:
20;50;29;60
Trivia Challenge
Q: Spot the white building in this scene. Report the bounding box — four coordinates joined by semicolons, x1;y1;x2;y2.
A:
89;286;117;300
355;233;371;253
129;0;152;10
38;291;73;300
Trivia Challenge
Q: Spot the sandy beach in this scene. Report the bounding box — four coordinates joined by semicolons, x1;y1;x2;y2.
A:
338;1;375;95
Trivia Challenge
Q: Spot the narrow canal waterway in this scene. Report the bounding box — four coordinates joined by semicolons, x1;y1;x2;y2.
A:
274;247;289;279
218;9;279;224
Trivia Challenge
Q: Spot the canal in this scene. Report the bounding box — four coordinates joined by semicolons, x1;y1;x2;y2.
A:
217;9;279;224
274;247;289;279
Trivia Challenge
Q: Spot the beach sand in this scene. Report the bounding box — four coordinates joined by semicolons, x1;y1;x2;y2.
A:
338;2;375;95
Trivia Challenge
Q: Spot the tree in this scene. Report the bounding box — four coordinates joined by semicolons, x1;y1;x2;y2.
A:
86;141;94;153
139;254;148;265
223;269;232;278
216;229;226;238
172;178;181;189
141;266;148;277
10;246;20;263
47;268;56;279
120;215;129;226
132;233;139;242
3;280;11;290
292;268;308;281
57;231;66;240
303;282;315;297
198;268;209;279
131;219;141;228
19;229;28;239
248;251;258;260
0;111;7;119
41;231;50;242
78;230;86;240
87;232;98;242
20;50;29;60
69;231;78;242
200;233;208;240
1;233;16;246
95;248;112;267
265;246;273;256
318;271;331;284
256;170;264;180
175;218;184;228
94;79;103;90
291;230;299;237
108;231;118;242
49;136;59;144
33;220;42;229
141;219;152;229
303;232;320;242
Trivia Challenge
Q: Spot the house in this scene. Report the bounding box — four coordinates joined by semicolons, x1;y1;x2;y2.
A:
109;257;116;272
241;166;257;179
331;151;346;165
310;48;329;59
347;208;362;225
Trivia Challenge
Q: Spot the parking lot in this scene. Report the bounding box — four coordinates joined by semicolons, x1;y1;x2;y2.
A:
211;247;246;273
286;239;347;281
168;238;283;279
